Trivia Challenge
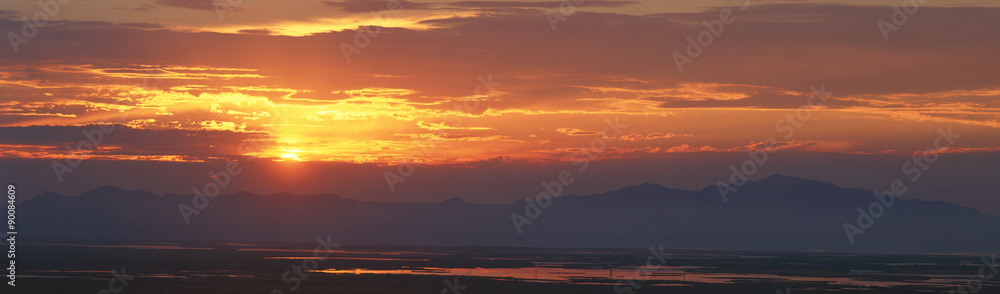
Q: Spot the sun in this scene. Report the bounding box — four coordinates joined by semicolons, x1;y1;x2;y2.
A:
280;153;301;161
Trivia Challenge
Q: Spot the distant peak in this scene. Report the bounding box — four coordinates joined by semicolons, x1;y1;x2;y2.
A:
615;182;672;193
764;174;797;180
78;186;128;197
722;174;844;196
25;190;63;203
756;174;825;185
268;192;297;197
633;182;666;189
232;191;259;197
38;190;62;197
91;185;128;193
315;193;344;200
78;186;157;199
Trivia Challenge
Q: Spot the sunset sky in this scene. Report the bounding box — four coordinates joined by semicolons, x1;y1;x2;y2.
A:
1;0;998;213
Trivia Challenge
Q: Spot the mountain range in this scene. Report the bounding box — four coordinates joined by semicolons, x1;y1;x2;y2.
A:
18;174;1000;253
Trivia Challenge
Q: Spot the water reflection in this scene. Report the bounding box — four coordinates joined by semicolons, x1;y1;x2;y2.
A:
314;266;960;288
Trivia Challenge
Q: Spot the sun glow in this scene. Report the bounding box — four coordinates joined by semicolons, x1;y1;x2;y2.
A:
280;153;301;161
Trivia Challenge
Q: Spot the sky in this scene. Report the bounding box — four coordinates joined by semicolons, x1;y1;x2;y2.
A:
0;0;998;213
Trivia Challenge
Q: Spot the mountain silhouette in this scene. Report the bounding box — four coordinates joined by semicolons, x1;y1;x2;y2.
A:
18;174;1000;253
